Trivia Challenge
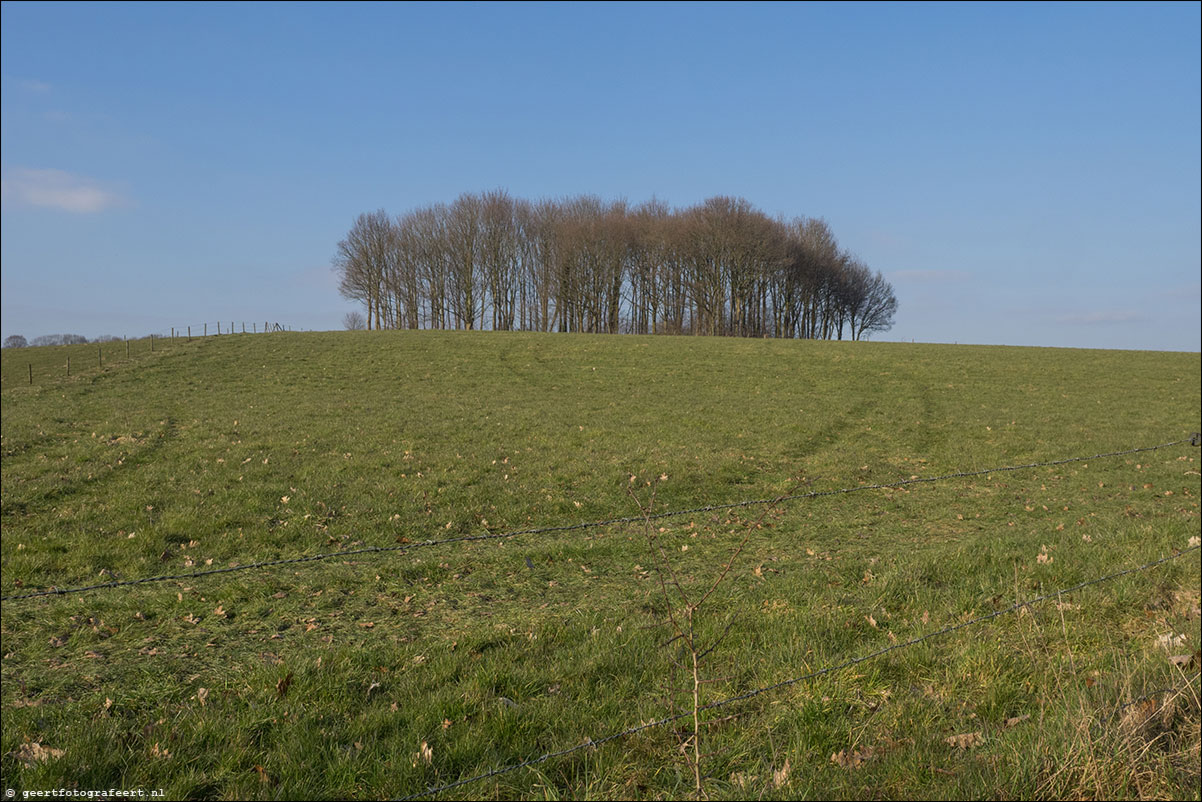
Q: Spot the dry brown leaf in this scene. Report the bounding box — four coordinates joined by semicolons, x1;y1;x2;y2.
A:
831;746;882;769
196;687;209;706
276;672;294;699
945;731;985;749
13;742;65;767
1120;698;1161;731
1168;651;1199;669
1157;632;1188;651
729;771;758;789
1005;713;1031;728
771;757;791;788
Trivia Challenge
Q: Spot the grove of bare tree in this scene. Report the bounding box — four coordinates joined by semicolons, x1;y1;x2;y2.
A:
333;192;896;340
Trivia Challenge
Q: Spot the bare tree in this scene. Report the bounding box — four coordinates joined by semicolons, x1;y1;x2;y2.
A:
480;189;520;331
554;195;613;333
445;193;484;330
597;200;631;334
523;198;563;332
851;269;897;340
627;199;670;334
409;204;450;330
333;210;394;330
512;198;538;331
391;210;427;330
3;335;27;348
30;334;89;346
680;199;728;336
777;217;844;339
343;311;367;330
660;212;691;335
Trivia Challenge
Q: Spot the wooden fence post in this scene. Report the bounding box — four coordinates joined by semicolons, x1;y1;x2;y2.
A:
28;363;33;385
99;345;103;367
150;335;154;352
204;323;208;337
66;356;70;377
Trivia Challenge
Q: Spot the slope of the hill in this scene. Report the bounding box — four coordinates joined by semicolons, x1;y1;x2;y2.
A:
2;331;1198;799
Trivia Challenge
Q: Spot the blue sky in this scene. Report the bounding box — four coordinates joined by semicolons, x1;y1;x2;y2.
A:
2;1;1199;350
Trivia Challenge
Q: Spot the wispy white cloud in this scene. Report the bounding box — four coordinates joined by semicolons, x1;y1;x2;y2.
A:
1054;309;1144;325
16;77;51;93
1;167;125;213
889;269;971;283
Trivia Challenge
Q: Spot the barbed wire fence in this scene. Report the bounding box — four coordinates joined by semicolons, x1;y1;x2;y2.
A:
161;321;291;338
4;322;293;385
3;436;1196;602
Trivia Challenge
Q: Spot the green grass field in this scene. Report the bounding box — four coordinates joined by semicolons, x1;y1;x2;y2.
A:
2;331;1199;800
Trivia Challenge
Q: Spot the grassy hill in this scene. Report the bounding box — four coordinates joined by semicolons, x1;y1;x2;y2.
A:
2;331;1199;799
